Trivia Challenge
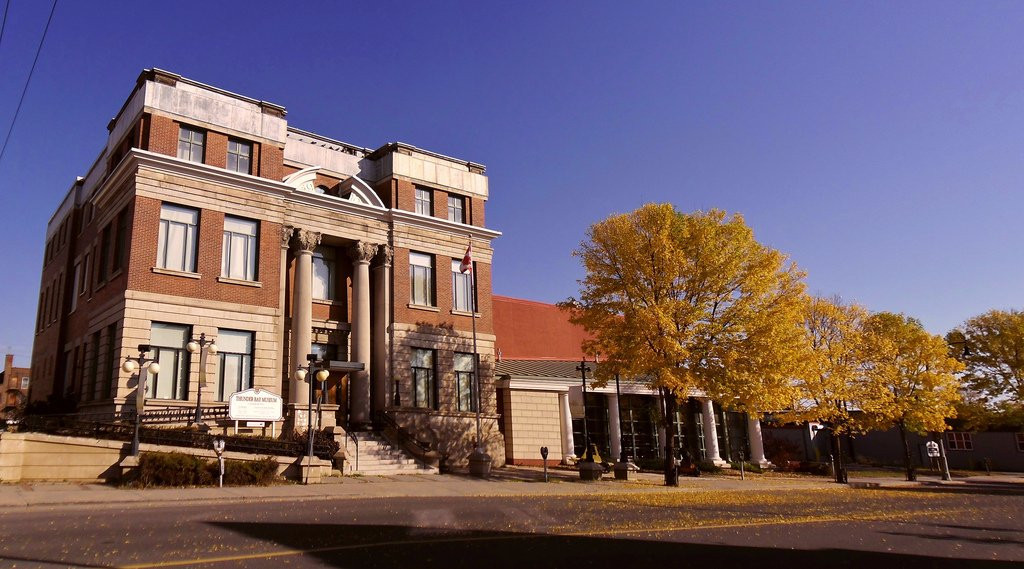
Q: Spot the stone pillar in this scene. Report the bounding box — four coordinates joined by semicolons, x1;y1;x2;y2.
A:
290;229;320;428
700;398;728;466
278;225;293;400
747;414;772;468
607;393;622;462
371;245;392;417
559;391;576;463
349;241;377;428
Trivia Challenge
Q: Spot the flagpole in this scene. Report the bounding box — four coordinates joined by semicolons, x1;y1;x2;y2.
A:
469;235;482;452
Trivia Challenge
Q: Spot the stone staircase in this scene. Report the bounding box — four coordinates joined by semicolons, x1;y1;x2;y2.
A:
343;431;437;475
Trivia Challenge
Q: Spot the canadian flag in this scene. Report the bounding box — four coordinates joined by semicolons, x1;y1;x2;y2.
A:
459;243;473;274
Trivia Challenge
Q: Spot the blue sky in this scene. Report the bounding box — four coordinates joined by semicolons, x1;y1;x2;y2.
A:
1;1;1022;364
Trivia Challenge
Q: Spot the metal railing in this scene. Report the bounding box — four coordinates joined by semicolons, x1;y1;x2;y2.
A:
375;410;433;456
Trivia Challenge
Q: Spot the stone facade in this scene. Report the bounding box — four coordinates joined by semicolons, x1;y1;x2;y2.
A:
30;69;503;465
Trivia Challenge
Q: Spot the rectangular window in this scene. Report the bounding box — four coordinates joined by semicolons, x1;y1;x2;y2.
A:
215;329;253;401
221;216;258;281
148;323;191;400
411;348;436;409
455;352;476;412
409;252;434;306
86;332;100;401
946;432;973;451
103;323;117;399
177;125;205;163
447;195;464;223
113;208;130;272
415;188;432;216
227;139;252;174
20;377;29;390
451;259;474;312
98;224;112;282
1016;433;1024;453
157;204;199;272
70;262;81;313
311;343;338;405
312;247;336;300
80;254;90;296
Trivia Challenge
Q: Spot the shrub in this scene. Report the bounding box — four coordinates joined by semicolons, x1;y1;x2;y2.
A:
282;428;341;458
134;452;279;487
730;461;763;474
763;434;802;465
699;460;723;473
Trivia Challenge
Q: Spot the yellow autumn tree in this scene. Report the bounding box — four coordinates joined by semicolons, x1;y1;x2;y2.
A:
859;312;963;481
951;309;1024;406
787;296;869;483
565;204;806;485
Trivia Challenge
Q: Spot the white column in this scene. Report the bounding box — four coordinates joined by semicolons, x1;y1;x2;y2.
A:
290;229;320;428
700;397;728;466
349;241;377;427
559;391;575;463
607;392;622;462
747;414;771;467
278;225;292;412
371;245;392;416
656;392;666;458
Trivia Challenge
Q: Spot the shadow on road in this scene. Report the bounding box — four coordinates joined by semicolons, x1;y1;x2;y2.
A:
208;521;1021;568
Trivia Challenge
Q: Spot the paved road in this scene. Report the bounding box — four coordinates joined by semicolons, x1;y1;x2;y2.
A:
0;483;1020;568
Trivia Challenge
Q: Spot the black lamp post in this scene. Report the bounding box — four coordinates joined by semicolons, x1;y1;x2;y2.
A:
186;333;217;427
122;344;160;456
614;373;627;463
296;353;329;484
576;360;593;463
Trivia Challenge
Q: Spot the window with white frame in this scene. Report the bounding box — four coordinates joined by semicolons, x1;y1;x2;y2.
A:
409;252;434;306
157;204;199;272
312;247;336;300
447;195;464;223
70;262;81;312
148;323;191;400
222;216;258;281
20;377;29;390
946;431;973;451
454;352;476;412
411;348;435;409
415;188;432;216
451;259;474;312
227;139;252;174
215;329;253;401
177;126;205;163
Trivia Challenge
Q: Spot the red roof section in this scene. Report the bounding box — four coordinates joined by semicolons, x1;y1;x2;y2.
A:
492;295;592;360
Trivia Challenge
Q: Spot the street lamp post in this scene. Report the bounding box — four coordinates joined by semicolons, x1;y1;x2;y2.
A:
576;360;593;462
122;344;161;456
186;333;217;428
295;354;329;484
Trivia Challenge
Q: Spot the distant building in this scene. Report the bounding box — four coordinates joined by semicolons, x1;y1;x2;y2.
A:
492;296;771;468
30;69;502;464
1;354;30;417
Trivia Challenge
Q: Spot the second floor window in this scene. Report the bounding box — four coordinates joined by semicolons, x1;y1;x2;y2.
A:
447;195;464;223
148;322;191;400
222;216;258;281
177;126;205;163
415;188;432;216
312;247;335;300
409;252;434;306
227;139;252;174
157;204;199;272
451;259;474;312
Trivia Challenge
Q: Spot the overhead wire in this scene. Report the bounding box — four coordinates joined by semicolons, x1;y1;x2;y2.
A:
0;0;58;165
0;0;11;51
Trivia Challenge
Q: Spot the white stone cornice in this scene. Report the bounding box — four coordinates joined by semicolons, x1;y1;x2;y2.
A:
390;209;501;242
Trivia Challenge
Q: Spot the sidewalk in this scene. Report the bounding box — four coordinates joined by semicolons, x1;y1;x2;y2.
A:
0;467;835;510
848;472;1024;493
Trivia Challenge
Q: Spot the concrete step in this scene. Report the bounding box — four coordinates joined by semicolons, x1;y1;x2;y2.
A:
343;430;436;475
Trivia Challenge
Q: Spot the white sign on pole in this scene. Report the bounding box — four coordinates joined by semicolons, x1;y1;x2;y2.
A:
925;441;940;458
228;388;284;422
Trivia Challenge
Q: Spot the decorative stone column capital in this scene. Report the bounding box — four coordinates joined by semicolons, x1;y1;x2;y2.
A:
351;241;379;265
376;245;394;268
280;225;295;249
293;229;321;253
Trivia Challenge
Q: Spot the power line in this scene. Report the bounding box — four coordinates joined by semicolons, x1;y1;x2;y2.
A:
0;0;11;51
0;0;58;166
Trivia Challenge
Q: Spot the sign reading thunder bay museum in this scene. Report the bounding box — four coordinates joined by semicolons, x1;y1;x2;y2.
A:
228;388;284;422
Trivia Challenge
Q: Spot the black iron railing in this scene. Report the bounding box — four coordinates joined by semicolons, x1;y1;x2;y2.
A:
375;410;433;455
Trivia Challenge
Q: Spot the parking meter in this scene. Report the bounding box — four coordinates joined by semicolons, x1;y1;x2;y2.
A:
540;446;549;482
212;438;226;488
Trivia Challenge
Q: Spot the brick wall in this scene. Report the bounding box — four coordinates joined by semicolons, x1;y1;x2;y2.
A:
504;389;564;465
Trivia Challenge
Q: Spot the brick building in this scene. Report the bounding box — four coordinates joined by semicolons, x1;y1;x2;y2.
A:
30;69;502;464
1;355;30;418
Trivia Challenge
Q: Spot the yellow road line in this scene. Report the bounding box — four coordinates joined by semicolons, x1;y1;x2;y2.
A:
115;507;970;569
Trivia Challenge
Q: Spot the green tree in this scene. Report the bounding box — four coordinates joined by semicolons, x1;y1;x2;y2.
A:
951;309;1024;406
565;204;806;485
859;313;963;481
